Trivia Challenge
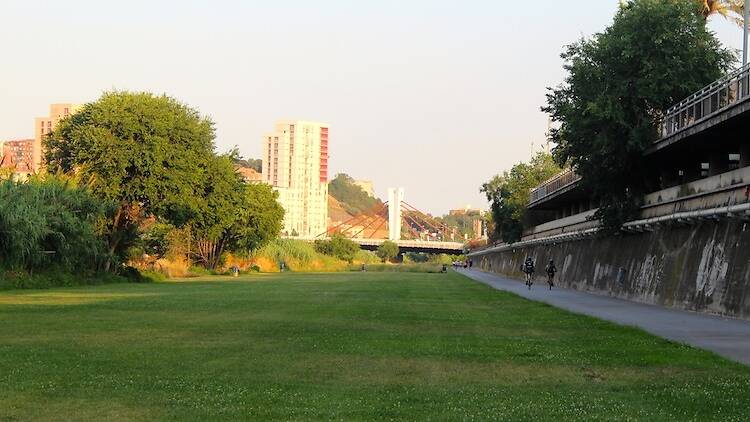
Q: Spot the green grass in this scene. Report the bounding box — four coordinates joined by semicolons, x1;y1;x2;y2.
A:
1;272;749;420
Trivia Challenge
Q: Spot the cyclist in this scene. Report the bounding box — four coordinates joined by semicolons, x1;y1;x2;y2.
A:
522;257;535;289
545;259;557;290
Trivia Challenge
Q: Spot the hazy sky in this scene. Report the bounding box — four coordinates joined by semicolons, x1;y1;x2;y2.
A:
1;1;744;214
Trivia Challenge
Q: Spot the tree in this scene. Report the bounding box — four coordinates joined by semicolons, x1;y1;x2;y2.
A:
699;0;744;25
230;147;263;172
481;152;560;243
192;155;285;269
314;233;360;263
46;92;216;267
543;0;734;230
376;241;400;263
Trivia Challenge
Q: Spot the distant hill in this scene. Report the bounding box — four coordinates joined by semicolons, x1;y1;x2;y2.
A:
328;195;355;223
328;173;383;216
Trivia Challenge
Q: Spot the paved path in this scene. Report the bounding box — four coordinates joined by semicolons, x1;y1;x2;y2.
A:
460;269;750;365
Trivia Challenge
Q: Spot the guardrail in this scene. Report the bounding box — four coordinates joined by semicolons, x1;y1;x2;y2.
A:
528;65;750;207
529;168;581;205
659;63;750;139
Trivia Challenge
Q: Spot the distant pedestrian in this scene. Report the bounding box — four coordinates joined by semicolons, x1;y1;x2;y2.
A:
468;259;473;268
545;259;557;290
523;257;535;289
361;263;366;272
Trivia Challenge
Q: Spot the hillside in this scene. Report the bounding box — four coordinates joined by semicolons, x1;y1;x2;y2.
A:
328;174;383;216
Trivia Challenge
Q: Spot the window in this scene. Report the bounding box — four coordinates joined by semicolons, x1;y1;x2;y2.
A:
700;162;710;178
729;153;741;170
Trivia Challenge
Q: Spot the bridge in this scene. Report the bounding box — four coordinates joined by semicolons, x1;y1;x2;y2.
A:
350;239;464;254
318;187;466;255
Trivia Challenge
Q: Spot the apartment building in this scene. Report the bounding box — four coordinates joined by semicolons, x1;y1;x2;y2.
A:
262;121;329;237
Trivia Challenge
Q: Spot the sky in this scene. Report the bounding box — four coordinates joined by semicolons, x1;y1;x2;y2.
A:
0;0;745;215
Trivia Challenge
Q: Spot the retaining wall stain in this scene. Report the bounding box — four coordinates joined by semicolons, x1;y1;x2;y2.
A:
474;220;750;319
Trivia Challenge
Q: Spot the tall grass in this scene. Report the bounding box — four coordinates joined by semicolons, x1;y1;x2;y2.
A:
257;239;317;265
0;177;110;274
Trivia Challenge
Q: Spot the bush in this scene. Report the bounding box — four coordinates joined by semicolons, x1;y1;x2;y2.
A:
314;234;359;263
376;241;400;263
354;250;380;265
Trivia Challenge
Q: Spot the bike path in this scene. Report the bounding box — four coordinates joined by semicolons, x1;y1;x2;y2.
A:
460;269;750;365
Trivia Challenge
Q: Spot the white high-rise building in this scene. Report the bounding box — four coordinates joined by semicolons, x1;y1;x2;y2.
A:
262;120;329;237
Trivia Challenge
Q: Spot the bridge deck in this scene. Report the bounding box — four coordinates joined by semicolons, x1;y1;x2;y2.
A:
281;237;465;254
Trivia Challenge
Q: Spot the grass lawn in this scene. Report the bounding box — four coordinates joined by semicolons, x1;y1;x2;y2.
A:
1;271;749;421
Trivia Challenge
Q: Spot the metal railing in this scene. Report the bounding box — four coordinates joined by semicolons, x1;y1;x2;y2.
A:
529;168;581;204
659;63;750;139
528;65;750;206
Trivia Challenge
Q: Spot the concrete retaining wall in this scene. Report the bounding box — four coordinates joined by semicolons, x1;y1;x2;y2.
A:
471;220;750;319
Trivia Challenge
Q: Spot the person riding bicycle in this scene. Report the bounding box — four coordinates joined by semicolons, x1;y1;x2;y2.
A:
522;257;535;289
545;259;557;290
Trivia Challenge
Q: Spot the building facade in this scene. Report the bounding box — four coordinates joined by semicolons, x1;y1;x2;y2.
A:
262;120;329;237
1;139;34;176
236;166;263;183
34;103;82;172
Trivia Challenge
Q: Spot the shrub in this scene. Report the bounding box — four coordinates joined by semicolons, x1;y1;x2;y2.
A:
314;234;359;263
376;241;400;263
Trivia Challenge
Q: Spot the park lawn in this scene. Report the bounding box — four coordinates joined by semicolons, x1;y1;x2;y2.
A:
1;272;749;421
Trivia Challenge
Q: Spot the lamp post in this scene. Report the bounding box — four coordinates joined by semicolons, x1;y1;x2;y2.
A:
745;0;749;66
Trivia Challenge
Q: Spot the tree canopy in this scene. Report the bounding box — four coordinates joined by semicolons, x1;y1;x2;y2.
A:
46;92;216;259
192;155;284;268
232;151;262;172
543;0;734;229
376;240;400;263
481;152;560;243
46;91;284;269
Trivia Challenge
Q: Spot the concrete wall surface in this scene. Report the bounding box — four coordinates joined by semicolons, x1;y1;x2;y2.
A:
472;220;750;319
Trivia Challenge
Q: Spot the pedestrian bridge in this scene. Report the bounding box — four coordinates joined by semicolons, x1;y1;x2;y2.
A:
351;238;465;254
284;236;465;255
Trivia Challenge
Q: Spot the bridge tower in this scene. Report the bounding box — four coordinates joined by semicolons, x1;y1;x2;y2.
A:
388;188;404;241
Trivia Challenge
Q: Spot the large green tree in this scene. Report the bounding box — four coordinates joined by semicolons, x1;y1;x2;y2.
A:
481;152;560;243
46;92;216;263
192;155;284;269
543;0;734;229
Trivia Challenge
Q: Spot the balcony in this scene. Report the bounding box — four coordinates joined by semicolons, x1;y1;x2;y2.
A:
659;63;750;141
528;168;582;206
